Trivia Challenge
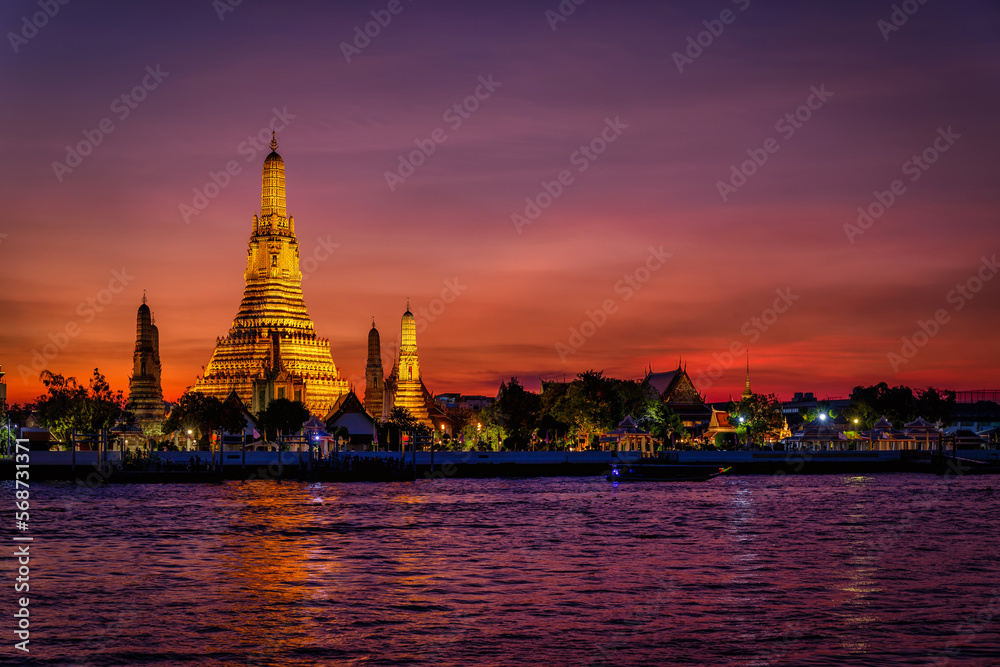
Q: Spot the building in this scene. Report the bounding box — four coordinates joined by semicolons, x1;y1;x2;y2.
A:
380;304;454;432
600;415;658;455
192;134;348;415
383;303;430;425
951;398;1000;433
324;390;377;450
859;416;917;451
364;320;384;419
788;417;847;450
434;393;495;413
904;417;941;450
781;392;851;429
644;362;711;437
0;364;6;408
434;393;462;412
703;409;738;447
127;295;165;432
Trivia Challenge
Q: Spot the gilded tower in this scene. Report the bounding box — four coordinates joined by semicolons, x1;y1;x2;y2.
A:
385;303;431;426
192;134;348;415
364;320;384;418
128;295;165;429
741;354;753;401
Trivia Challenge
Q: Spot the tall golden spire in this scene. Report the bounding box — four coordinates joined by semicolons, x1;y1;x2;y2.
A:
742;352;753;400
261;131;286;218
401;301;417;352
389;301;429;425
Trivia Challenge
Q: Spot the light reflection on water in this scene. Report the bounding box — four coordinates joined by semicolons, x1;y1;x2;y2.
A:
6;473;1000;666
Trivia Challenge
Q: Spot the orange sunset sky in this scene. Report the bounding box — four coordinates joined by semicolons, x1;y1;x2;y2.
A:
1;0;998;406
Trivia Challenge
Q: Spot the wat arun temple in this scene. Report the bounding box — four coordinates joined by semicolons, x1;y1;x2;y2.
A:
184;134;441;426
191;135;349;415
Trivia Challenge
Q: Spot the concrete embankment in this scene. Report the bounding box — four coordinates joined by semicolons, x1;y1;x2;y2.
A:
5;449;999;483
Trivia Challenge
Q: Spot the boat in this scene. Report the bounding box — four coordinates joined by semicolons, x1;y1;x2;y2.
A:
606;465;732;482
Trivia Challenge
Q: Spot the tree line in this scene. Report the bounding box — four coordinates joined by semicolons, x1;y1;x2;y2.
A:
3;369;982;451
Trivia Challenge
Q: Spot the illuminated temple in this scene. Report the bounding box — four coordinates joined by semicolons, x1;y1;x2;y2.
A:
128;296;165;430
192;135;348;415
379;303;453;429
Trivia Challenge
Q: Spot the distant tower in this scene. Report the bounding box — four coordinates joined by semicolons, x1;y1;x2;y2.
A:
387;301;430;425
128;295;164;429
741;353;753;401
364;319;384;418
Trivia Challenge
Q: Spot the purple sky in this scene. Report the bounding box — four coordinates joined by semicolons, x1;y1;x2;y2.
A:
1;0;999;405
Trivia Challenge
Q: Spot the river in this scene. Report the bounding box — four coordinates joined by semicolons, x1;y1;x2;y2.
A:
7;473;1000;665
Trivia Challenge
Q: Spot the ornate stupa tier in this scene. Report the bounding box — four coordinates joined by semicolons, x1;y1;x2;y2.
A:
192;134;347;417
400;304;417;354
261;133;286;218
232;271;314;332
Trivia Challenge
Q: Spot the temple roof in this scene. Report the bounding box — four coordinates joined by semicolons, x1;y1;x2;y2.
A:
645;370;678;396
904;417;939;430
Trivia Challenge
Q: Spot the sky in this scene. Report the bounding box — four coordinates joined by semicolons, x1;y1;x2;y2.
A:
1;0;999;406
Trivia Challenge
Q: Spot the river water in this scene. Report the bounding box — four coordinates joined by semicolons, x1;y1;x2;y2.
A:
6;473;1000;666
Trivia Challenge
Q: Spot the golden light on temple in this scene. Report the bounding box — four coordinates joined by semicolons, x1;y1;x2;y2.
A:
385;303;430;425
191;135;348;415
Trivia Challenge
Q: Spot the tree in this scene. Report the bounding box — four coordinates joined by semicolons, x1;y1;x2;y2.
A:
640;401;687;448
729;393;785;448
383;407;431;450
613;379;658;426
163;391;245;446
257;398;310;442
34;369;131;443
495;377;542;449
472;404;507;451
550;370;620;448
848;383;918;428
915;387;956;425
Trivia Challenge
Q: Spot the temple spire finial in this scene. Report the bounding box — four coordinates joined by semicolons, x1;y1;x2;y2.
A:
742;350;752;400
270;131;277;152
142;290;147;305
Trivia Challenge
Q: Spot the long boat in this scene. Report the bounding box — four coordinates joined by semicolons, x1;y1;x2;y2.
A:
606;465;732;482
